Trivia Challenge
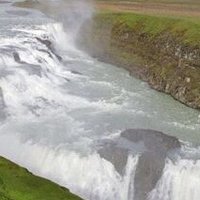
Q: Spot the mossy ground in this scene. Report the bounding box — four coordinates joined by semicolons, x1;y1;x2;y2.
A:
0;157;82;200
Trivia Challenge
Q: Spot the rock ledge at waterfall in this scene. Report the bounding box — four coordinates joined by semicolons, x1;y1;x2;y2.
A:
99;129;181;200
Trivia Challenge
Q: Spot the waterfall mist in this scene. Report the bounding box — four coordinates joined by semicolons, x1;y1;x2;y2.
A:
15;0;94;45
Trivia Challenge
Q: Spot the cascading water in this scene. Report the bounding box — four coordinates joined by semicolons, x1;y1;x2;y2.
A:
0;1;200;199
149;158;200;200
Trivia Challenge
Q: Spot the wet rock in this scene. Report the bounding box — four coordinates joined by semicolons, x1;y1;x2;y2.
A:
121;129;181;153
0;88;6;120
38;49;53;59
36;37;51;48
13;52;42;76
99;142;129;175
98;129;181;200
64;77;70;82
36;37;62;61
70;70;83;75
13;52;26;64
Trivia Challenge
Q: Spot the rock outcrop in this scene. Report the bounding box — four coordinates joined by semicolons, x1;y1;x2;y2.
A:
98;129;181;200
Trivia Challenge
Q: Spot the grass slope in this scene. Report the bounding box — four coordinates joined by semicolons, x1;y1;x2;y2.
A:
97;12;200;45
0;157;82;200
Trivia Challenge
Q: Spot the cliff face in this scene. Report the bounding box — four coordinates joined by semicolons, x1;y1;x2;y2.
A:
78;13;200;109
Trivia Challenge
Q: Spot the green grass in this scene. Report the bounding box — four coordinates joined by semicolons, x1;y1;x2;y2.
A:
96;11;200;46
0;157;82;200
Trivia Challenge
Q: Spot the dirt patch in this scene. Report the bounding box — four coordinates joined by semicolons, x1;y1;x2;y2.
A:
96;1;200;18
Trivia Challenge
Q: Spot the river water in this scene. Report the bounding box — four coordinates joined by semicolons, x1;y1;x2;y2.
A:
0;1;200;200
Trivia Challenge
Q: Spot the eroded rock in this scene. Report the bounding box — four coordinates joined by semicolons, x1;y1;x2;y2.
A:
98;129;181;200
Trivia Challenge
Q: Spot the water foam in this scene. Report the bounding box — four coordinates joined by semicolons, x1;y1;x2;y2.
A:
149;158;200;200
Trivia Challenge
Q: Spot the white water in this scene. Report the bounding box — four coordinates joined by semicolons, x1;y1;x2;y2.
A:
149;158;200;200
0;1;200;199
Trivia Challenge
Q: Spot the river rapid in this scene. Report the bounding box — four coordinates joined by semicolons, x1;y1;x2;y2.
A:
0;1;200;200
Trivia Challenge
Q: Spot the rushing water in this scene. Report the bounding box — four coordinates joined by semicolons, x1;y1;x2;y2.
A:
0;1;200;200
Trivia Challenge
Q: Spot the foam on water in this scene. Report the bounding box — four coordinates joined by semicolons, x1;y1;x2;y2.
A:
149;158;200;200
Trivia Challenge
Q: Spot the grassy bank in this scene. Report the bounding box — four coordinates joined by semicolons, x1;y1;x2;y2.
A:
96;12;200;45
79;8;200;108
0;157;82;200
94;0;200;46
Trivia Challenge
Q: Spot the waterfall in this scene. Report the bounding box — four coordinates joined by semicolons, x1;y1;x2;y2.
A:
149;158;200;200
0;1;200;200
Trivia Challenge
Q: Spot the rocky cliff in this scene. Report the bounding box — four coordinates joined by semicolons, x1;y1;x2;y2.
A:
78;12;200;109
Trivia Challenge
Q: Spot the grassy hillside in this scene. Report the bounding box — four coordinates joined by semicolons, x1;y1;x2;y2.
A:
0;157;82;200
